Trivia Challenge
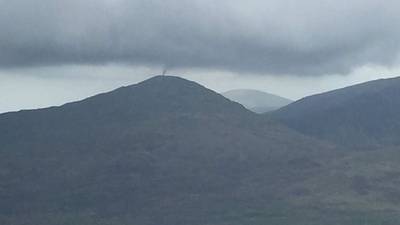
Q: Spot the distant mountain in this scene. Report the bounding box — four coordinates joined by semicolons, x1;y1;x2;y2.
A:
271;77;400;148
222;89;292;113
1;76;400;225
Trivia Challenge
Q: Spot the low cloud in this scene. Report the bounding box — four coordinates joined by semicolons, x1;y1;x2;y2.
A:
1;0;400;75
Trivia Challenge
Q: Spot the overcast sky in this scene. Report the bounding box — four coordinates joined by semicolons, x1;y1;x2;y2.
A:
1;0;400;113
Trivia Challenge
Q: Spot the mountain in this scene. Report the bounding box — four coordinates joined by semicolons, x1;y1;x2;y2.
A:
1;75;400;225
222;89;292;113
0;76;331;224
271;77;400;148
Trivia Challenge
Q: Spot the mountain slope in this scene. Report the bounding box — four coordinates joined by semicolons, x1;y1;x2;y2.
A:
222;89;292;113
0;75;336;225
1;76;400;225
271;77;400;148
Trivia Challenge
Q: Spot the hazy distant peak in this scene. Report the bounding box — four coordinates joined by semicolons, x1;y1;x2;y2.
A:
222;89;292;113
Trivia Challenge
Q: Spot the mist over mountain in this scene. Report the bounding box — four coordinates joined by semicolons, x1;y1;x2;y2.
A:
271;76;400;148
222;89;292;113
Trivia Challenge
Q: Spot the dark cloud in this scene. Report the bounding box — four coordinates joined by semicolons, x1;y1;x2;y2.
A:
1;0;400;75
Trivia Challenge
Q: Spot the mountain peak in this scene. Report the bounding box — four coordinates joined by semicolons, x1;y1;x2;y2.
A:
122;75;206;93
222;89;292;113
33;75;250;122
135;75;193;85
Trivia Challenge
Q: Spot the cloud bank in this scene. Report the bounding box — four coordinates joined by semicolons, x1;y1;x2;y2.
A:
1;0;400;75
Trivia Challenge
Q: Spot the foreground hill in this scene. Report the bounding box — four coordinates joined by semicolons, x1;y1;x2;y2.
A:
271;77;400;148
1;76;400;225
222;89;292;113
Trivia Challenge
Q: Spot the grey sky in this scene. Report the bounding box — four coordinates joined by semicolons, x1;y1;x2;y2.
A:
1;0;400;75
1;0;400;112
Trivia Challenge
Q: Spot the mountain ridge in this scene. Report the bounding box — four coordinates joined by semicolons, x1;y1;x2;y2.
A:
271;76;400;148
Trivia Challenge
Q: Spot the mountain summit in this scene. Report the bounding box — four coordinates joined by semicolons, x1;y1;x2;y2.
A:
59;75;250;117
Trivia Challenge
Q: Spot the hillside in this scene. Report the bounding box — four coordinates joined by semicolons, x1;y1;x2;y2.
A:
0;76;332;224
1;76;400;225
222;89;292;113
271;77;400;148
